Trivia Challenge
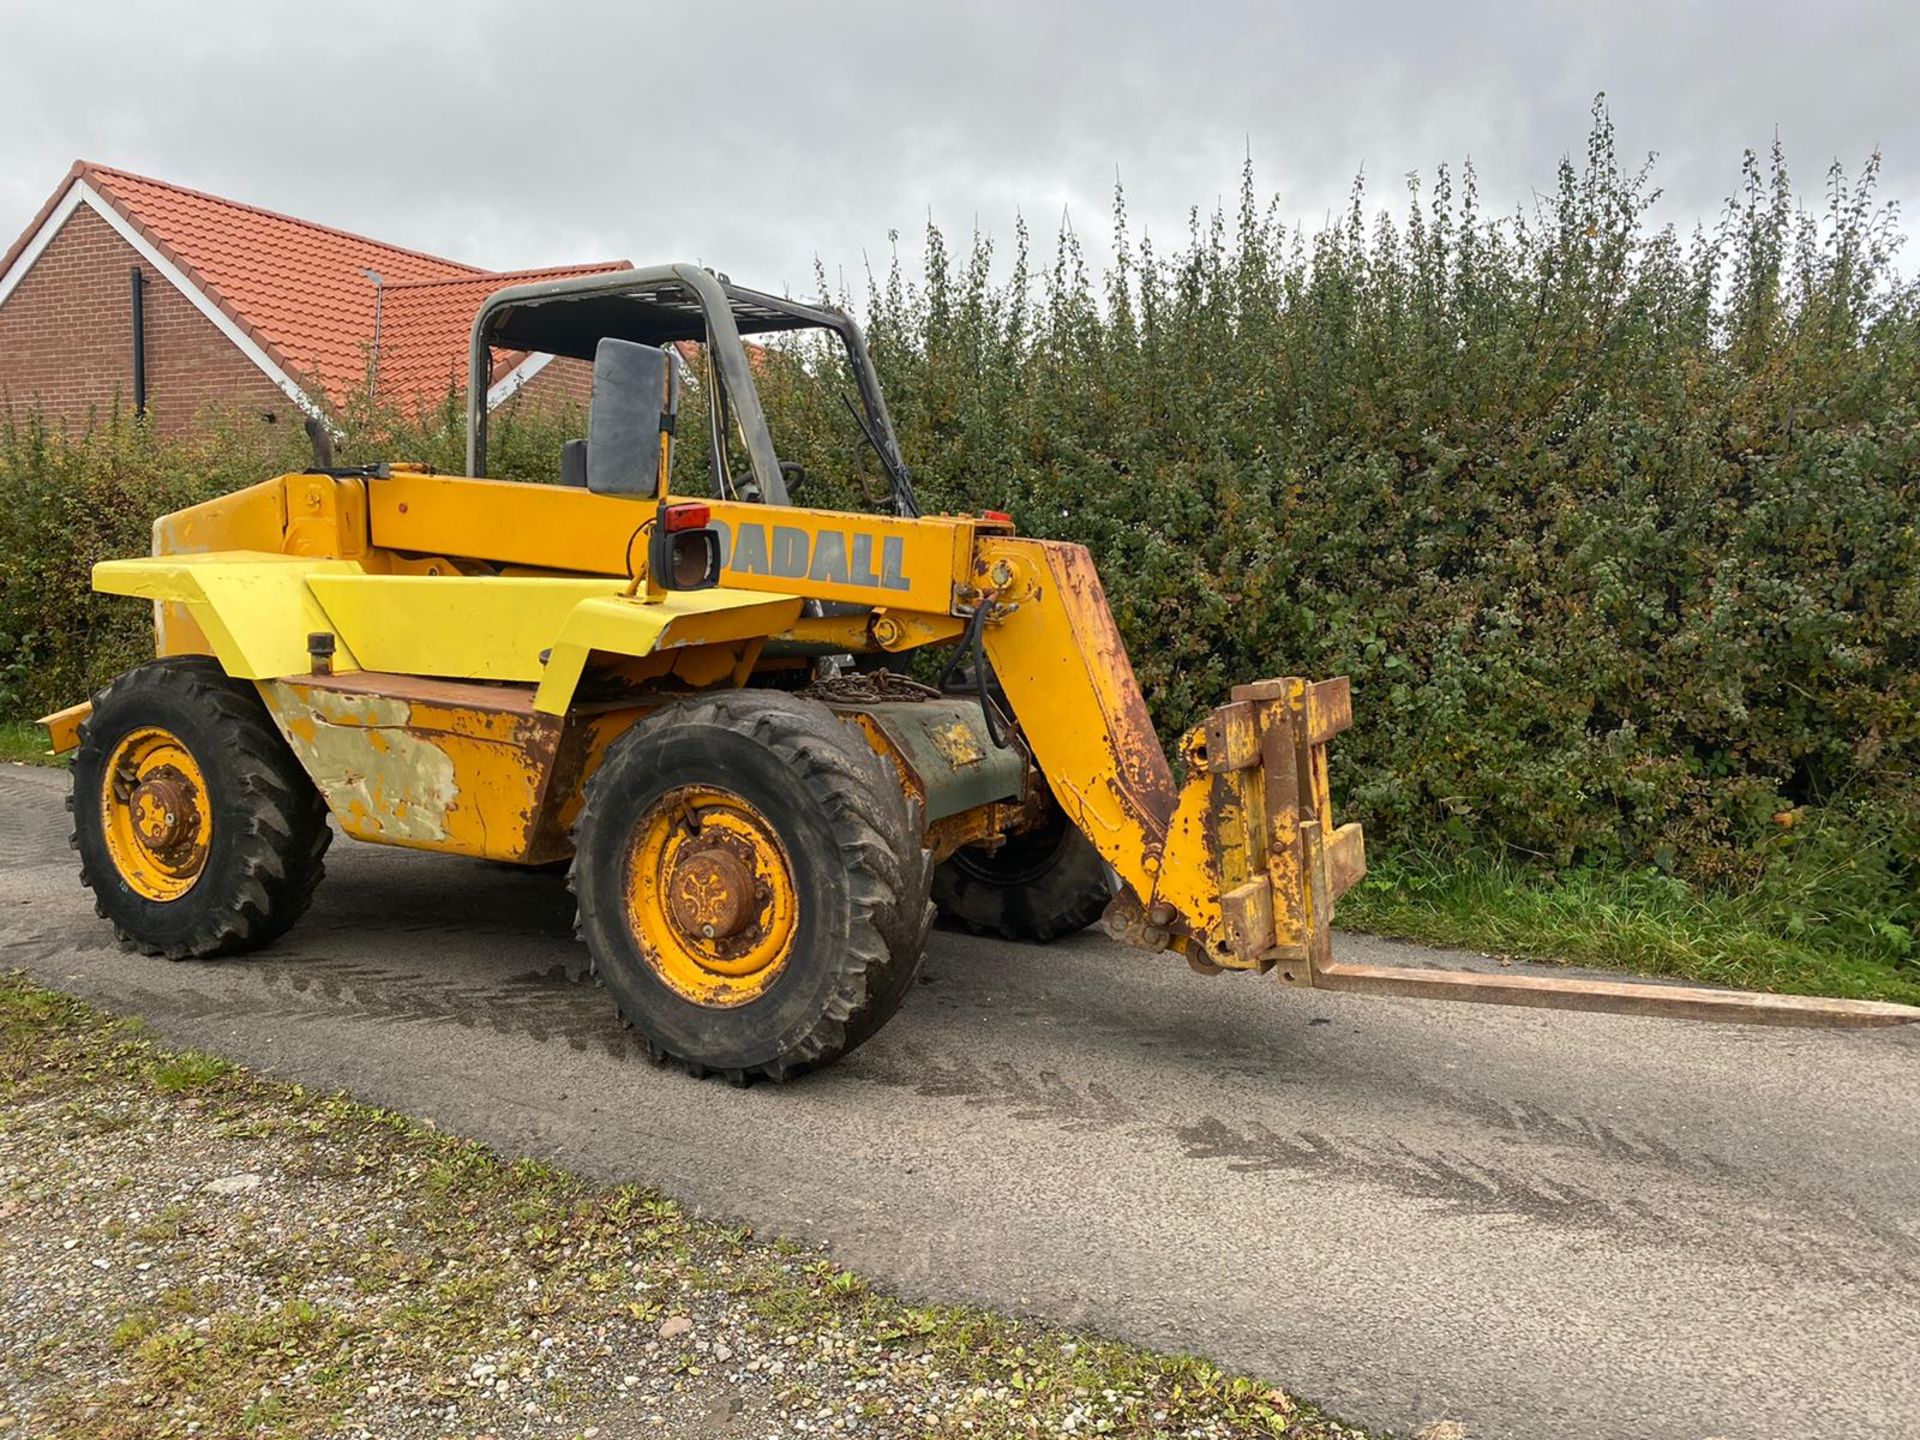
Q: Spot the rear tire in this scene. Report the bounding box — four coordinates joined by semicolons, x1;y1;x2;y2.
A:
571;690;932;1082
70;657;331;959
933;810;1115;943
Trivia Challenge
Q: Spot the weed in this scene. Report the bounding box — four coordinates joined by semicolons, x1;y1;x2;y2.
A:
152;1052;234;1093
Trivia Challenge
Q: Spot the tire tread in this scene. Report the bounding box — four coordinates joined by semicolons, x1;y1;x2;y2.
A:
570;690;932;1083
72;657;331;959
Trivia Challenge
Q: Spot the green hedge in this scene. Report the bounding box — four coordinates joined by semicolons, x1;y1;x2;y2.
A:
0;409;300;723
2;106;1913;963
759;108;1919;958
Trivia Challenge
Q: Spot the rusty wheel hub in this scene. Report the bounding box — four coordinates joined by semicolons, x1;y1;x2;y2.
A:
627;786;797;1008
130;773;199;856
100;727;212;902
667;843;758;943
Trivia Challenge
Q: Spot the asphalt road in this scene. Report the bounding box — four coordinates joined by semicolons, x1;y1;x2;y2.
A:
4;763;1917;1440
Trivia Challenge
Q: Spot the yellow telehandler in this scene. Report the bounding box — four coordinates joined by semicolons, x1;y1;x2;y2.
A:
39;265;1918;1080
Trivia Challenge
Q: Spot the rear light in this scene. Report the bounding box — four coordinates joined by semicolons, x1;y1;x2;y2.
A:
666;531;719;588
981;509;1013;524
661;502;711;532
647;505;722;591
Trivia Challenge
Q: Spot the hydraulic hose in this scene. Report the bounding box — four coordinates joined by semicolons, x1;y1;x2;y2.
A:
936;604;1011;749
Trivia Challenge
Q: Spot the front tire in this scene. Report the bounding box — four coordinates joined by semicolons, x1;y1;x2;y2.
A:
571;690;932;1083
71;657;332;959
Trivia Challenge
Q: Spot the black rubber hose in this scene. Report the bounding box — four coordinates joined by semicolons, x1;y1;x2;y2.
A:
936;606;1009;749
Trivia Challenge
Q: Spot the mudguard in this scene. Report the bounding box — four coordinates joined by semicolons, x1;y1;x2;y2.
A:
92;557;801;714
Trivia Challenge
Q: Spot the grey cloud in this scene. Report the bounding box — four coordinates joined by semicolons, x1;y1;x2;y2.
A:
1;0;1913;295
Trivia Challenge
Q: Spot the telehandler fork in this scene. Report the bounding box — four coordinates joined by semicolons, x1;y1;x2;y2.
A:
39;264;1920;1080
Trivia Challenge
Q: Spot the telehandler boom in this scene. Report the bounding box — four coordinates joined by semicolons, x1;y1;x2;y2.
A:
40;264;1919;1079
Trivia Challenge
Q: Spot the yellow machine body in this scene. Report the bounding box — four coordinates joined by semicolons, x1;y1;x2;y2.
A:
54;465;1365;974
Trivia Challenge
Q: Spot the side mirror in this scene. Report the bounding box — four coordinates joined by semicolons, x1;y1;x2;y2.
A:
587;339;680;497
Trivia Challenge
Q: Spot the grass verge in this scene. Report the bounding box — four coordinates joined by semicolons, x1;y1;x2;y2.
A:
1342;851;1920;1007
0;971;1373;1439
0;719;63;767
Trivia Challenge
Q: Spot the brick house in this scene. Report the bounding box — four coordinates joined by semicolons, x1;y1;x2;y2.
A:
0;161;627;435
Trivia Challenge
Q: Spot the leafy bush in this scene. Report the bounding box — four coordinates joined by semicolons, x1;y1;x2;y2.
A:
0;408;303;719
762;104;1918;957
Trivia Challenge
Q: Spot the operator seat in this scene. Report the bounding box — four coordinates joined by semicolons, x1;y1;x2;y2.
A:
560;439;588;487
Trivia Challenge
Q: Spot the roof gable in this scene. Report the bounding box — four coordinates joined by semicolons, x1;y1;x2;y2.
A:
81;164;479;403
0;161;628;415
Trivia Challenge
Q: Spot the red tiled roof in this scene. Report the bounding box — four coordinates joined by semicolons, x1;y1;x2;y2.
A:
80;163;480;402
375;262;631;404
0;161;627;409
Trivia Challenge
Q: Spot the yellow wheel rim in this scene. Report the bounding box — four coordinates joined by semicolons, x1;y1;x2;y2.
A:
625;785;798;1008
100;726;211;902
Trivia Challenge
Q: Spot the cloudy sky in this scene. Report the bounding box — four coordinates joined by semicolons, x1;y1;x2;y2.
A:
1;1;1914;298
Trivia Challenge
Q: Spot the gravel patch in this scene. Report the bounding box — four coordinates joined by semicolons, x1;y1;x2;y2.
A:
0;972;1381;1438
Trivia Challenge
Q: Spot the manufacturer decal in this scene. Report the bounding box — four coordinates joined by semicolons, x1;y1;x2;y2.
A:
709;520;910;591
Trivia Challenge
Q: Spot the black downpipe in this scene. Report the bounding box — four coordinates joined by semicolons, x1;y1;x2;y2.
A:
129;266;146;416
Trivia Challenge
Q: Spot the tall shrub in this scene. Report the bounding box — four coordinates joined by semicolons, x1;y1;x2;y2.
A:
761;106;1916;919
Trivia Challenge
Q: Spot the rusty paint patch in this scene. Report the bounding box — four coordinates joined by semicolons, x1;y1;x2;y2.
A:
1139;678;1367;976
257;675;570;862
285;688;461;846
1049;546;1174;830
928;719;986;770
